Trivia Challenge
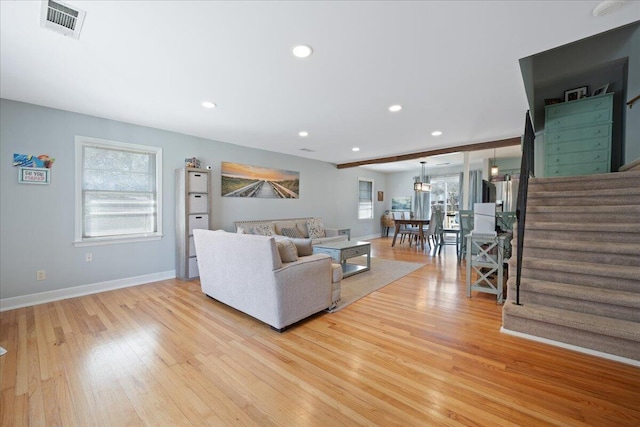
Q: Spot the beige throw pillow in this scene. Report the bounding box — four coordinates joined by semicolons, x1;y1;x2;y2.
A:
276;240;298;263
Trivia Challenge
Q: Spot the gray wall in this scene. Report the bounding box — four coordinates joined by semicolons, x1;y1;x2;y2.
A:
0;99;387;300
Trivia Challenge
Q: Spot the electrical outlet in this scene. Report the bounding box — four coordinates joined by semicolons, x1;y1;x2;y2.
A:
85;253;92;262
36;270;46;281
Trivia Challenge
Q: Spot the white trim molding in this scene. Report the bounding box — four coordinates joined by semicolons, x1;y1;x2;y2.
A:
0;270;175;312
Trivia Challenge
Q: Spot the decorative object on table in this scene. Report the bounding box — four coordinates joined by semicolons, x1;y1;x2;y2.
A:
592;83;609;97
544;98;563;105
413;161;431;192
184;157;201;168
391;196;411;211
221;161;299;198
564;86;588;102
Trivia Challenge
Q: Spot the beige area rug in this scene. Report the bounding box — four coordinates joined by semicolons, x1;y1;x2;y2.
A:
329;257;424;312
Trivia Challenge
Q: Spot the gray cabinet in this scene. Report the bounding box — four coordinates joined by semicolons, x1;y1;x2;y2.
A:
175;168;211;279
544;93;613;177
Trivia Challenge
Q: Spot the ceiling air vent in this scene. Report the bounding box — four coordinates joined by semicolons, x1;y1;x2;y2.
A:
40;0;86;39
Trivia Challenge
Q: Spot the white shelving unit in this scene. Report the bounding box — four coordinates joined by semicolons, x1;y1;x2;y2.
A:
175;167;211;279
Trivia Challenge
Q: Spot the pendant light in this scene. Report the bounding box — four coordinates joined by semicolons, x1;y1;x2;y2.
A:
490;148;499;177
414;161;431;192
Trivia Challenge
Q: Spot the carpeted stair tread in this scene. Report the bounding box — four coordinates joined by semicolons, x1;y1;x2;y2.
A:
522;257;640;281
523;239;640;255
512;278;640;309
502;302;640;343
525;221;640;233
526;205;640;214
527;187;640;199
529;170;640;184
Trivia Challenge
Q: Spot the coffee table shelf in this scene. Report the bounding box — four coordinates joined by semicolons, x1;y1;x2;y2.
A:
312;240;371;278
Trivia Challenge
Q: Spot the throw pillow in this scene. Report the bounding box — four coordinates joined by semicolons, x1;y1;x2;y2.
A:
306;217;326;239
288;238;313;256
236;226;246;234
281;227;304;239
252;224;275;236
276;240;298;263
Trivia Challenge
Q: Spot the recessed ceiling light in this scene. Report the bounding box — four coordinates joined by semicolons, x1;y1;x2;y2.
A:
201;101;216;109
292;45;313;58
388;104;402;112
298;131;309;137
593;0;625;16
352;147;360;152
431;130;443;136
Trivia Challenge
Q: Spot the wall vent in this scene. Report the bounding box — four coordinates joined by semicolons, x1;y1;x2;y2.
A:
40;0;86;39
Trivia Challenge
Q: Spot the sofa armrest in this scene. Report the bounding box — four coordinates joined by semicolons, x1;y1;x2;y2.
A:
272;254;333;327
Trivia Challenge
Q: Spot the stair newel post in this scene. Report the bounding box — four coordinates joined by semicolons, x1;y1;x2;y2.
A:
515;111;535;306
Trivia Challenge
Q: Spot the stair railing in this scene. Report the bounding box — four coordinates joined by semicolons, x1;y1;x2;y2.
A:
514;111;535;306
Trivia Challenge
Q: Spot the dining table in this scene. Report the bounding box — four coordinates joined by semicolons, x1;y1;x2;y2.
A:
391;218;430;249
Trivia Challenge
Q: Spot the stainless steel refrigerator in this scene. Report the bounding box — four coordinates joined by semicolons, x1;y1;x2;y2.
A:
494;178;518;212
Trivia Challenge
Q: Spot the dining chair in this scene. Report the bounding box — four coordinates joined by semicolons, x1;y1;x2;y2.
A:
458;210;474;260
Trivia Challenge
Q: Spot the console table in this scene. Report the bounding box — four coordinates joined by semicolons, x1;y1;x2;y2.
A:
465;233;509;303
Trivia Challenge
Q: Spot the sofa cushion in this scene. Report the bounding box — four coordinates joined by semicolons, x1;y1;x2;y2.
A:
276;240;298;263
306;217;326;239
253;224;276;236
274;220;298;235
281;226;304;239
236;225;247;234
274;236;314;257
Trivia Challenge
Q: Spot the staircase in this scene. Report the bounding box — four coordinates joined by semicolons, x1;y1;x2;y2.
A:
502;170;640;362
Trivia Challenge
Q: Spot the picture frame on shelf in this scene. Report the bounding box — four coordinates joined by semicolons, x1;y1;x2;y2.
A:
592;83;609;97
564;86;588;102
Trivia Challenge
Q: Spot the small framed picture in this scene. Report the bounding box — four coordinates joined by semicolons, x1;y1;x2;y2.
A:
592;83;609;97
377;191;384;202
18;167;50;184
564;86;588;102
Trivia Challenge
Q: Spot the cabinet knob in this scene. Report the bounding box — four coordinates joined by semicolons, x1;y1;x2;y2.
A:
555;158;560;162
595;114;601;119
594;130;601;135
595;142;601;146
556;147;560;151
555;135;560;140
594;155;600;159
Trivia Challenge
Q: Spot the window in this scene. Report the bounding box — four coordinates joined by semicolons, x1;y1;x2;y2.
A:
358;178;374;220
429;174;460;224
74;136;163;246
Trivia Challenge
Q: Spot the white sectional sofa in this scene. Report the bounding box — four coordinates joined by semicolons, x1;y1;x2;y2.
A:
193;229;342;331
233;217;347;245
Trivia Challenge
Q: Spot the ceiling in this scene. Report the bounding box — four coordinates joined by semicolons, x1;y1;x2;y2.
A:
1;1;638;172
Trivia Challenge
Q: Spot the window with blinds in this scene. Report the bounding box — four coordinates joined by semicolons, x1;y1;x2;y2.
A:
358;178;374;220
74;136;163;246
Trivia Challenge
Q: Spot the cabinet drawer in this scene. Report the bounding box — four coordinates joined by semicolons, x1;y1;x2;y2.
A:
546;149;610;167
545;135;610;155
188;214;209;235
545;94;612;120
188;171;208;193
545;161;610;177
188;193;208;213
545;108;611;130
342;245;369;258
188;257;199;279
545;124;610;145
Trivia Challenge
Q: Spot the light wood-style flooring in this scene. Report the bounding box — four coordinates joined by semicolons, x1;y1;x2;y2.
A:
1;237;639;426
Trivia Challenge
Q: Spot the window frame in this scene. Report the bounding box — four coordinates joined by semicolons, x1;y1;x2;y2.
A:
357;177;374;220
74;135;163;247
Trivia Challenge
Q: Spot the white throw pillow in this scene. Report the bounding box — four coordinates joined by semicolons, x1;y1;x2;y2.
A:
306;217;326;239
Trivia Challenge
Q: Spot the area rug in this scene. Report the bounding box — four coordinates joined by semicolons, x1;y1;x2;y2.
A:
329;257;424;312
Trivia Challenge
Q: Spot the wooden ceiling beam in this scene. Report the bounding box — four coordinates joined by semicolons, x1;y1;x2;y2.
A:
335;136;521;169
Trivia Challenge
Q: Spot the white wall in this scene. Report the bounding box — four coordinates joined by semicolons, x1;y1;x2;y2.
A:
0;99;387;302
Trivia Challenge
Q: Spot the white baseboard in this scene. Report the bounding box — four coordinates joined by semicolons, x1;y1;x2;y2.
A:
500;327;640;368
0;270;176;312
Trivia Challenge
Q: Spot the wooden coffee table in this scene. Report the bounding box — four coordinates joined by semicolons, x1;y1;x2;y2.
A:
312;240;371;278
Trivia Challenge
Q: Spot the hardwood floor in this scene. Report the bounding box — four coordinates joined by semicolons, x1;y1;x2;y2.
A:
1;237;639;426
